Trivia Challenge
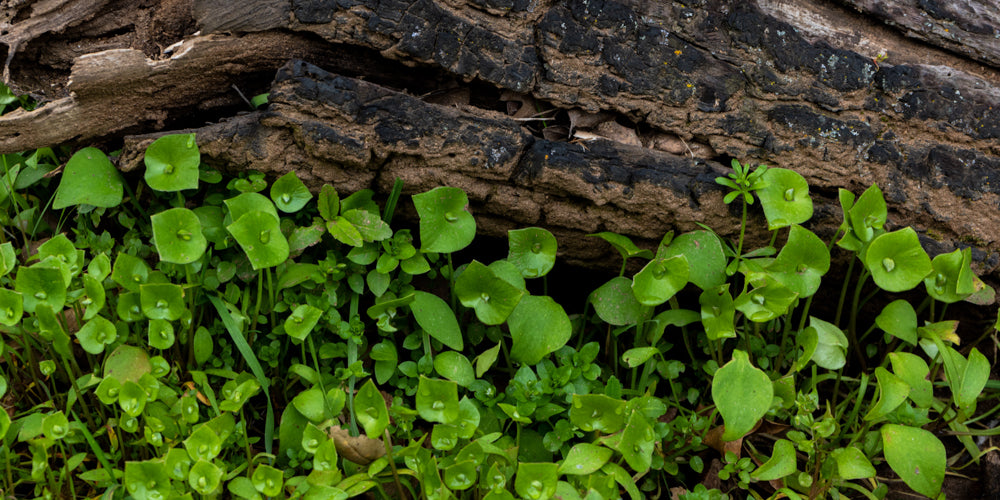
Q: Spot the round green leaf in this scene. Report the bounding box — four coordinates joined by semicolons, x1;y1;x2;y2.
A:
712;350;772;441
0;288;22;327
434;351;476;387
225;192;278;222
189;459;223;495
124;460;171;500
413;186;476;253
416;376;460;424
355;379;390;438
631;255;689;306
829;446;876;480
111;253;151;293
559;443;613;475
454;261;525;325
15;265;66;313
569;394;627;433
270;171;313;213
507;227;557;278
507;295;572;365
734;284;799;323
700;285;736;340
865;228;932;292
924;248;975;303
103;344;151;383
876;300;918;345
660;230;726;290
140;283;185;321
151;207;207;264
76;316;117;354
808;316;848;370
590;276;645;326
252;464;284;497
848;184;887;243
227;211;290;270
756;167;813;229
515;462;558;500
767;225;830;297
285;304;323;341
148;319;175;350
144;133;200;192
444;460;477;491
410;291;463;351
881;424;945;498
52;147;124;208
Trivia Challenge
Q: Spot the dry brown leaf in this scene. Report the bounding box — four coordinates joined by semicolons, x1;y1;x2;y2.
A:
499;90;541;119
327;424;386;465
567;109;613;135
703;425;744;458
595;121;641;147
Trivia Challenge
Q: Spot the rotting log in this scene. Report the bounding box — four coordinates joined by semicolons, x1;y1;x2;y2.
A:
3;0;1000;278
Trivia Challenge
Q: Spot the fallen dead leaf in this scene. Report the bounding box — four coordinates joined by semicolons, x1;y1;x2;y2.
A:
328;424;386;465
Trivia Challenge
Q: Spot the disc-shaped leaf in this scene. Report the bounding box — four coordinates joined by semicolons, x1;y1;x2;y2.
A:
111;253;151;293
559;443;613;475
808;316;848;370
712;350;772;441
590;276;645;326
508;295;572;365
76;316;116;354
251;464;283;497
15;265;65;313
751;439;796;481
410;291;463;350
876;300;918;345
864;367;909;422
284;304;323;341
37;234;78;272
416;376;460;424
228;211;289;269
0;289;22;327
569;394;627;433
270;171;313;213
140;283;185;321
515;463;558;500
631;255;689;306
865;228;932;292
355;379;390;438
700;285;736;340
848;184;887;243
924;248;975;304
660;230;726;290
829;446;876;480
756;168;813;229
881;424;945;498
767;225;829;297
454;261;524;325
507;227;557;278
413;186;476;253
124;460;171;500
148;319;175;350
144;133;200;192
224;192;278;222
434;351;476;387
189;459;223;495
734;284;798;323
52;147;124;209
151;207;207;264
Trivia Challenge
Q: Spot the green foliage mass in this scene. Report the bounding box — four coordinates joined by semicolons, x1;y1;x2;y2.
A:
0;132;995;500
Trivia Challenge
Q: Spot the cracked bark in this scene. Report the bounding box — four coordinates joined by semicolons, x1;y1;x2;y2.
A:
3;0;1000;278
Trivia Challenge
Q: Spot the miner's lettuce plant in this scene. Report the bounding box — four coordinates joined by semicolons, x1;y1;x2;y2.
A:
0;138;995;500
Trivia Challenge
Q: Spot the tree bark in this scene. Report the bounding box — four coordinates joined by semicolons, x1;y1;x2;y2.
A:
3;0;1000;275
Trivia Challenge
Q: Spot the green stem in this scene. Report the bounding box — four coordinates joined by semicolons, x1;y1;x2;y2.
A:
848;269;870;369
347;294;360;437
833;258;856;327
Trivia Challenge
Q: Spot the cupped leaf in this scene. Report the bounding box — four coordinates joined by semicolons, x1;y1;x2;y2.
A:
734;284;798;323
111;253;152;293
140;283;185;321
924;248;975;303
751;439;796;481
81;274;106;320
0;289;22;327
144;133;200;192
631;255;689;306
881;424;945;498
148;319;175;350
700;285;736;340
189;459;223;495
410;291;463;350
508;295;572;365
865;228;932;292
228;211;289;269
767;225;830;297
569;394;626;433
251;464;284;497
124;460;171;500
151;207;207;264
756;167;813;229
848;184;887;244
559;443;613;476
454;260;524;325
876;300;918;345
660;230;726;290
270;171;313;213
355;379;390;438
76;316;117;354
413;186;476;253
863;367;910;422
712;350;772;441
416;376;460;424
590;276;646;326
284;304;323;341
434;351;476;387
807;316;848;370
507;227;558;278
15;265;66;313
52;147;124;208
515;462;558;500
